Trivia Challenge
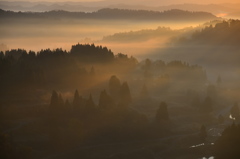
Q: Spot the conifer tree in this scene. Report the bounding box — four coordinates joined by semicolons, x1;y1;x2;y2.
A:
109;75;121;101
73;90;80;108
119;82;132;107
90;66;95;76
85;94;96;112
58;93;64;109
64;99;71;112
214;122;240;159
50;90;59;113
99;90;114;110
155;102;169;122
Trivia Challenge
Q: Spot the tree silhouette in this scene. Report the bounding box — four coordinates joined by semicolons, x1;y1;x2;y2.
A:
72;90;83;111
70;43;114;63
214;123;240;159
98;90;114;110
230;102;240;120
49;90;59;113
58;93;64;108
200;96;213;113
90;66;95;76
64;99;71;111
109;75;121;101
119;82;132;107
206;85;217;98
73;90;80;106
85;94;96;113
155;102;169;123
199;125;207;143
181;19;240;45
144;58;152;71
0;51;4;59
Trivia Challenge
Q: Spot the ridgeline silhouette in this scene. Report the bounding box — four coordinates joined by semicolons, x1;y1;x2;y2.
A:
0;8;219;22
177;19;240;45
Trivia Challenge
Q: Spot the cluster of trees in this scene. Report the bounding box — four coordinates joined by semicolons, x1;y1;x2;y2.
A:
188;82;224;114
70;43;114;62
102;26;181;42
139;59;207;93
0;44;137;94
178;19;240;45
141;59;206;80
2;43;115;62
47;75;170;148
199;96;213;113
155;102;169;123
214;123;240;159
0;8;218;21
0;43;209;101
49;75;133;116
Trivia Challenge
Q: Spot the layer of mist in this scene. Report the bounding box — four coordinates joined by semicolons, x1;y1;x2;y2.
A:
1;4;240;159
0;8;219;52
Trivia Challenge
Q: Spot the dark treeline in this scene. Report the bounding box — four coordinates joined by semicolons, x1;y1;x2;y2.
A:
3;43;114;62
0;8;219;21
0;43;136;91
102;26;181;42
0;44;208;103
101;20;224;43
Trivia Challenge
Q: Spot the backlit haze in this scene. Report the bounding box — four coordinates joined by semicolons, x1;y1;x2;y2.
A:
1;0;240;158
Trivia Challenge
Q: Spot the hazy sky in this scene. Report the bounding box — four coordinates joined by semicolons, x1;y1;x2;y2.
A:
3;0;240;4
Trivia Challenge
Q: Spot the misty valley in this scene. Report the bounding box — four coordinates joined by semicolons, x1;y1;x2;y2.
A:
1;4;240;159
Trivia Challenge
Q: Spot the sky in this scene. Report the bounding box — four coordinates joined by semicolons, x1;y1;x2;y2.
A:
2;0;240;4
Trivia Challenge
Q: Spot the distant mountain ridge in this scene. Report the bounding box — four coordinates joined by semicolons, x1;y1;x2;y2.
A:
0;1;240;18
0;8;219;22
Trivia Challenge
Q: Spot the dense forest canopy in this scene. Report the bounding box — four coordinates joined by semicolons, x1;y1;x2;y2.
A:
1;42;238;158
0;43;207;96
176;19;240;45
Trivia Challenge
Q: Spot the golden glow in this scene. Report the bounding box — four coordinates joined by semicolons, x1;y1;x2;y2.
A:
216;13;228;17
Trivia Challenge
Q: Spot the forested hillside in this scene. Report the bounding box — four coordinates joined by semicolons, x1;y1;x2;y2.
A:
0;8;219;21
